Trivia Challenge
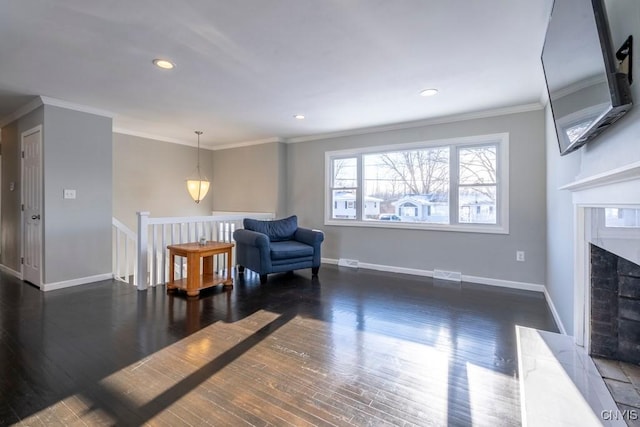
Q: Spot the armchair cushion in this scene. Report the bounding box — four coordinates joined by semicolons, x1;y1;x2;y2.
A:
270;241;314;260
243;215;298;242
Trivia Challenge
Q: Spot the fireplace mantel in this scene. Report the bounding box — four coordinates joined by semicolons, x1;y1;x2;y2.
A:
560;160;640;205
561;160;640;350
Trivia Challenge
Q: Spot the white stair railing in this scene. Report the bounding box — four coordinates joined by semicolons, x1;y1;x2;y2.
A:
112;217;137;285
136;211;274;290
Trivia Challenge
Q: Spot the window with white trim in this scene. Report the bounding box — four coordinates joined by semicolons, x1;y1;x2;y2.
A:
325;133;509;233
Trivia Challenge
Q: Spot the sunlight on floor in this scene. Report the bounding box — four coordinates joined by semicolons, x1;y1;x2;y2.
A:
18;394;116;425
19;310;282;425
17;309;518;425
466;361;516;425
328;310;451;424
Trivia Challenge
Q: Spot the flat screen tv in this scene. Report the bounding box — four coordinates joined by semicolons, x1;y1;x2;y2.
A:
542;0;632;155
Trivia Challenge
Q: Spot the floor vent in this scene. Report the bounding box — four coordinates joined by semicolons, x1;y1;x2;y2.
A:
433;269;462;282
338;258;359;268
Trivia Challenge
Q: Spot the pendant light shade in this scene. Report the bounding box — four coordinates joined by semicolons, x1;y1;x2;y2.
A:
186;131;210;203
186;179;210;203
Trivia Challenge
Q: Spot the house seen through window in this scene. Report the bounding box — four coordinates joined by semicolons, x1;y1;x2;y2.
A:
326;134;508;232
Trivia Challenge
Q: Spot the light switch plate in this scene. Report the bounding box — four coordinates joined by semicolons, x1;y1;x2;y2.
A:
63;189;76;199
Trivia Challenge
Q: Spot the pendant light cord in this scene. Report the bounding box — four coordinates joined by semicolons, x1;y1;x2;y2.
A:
195;130;203;173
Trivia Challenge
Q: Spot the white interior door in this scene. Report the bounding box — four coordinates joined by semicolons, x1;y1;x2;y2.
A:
22;126;42;287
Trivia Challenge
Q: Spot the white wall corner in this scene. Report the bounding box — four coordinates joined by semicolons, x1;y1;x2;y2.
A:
544;286;568;335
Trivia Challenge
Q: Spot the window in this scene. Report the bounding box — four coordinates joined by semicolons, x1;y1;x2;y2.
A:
329;157;358;219
325;133;509;233
458;145;497;224
604;208;640;228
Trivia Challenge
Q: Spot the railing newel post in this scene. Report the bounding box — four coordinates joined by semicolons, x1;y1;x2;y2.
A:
137;211;150;291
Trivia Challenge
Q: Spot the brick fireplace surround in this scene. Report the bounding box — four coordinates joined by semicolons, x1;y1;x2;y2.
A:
591;244;640;364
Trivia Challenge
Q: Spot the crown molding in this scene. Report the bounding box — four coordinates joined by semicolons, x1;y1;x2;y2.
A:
39;96;115;118
0;96;114;128
0;97;43;128
2;98;544;151
112;127;265;151
209;137;283;151
112;127;197;148
285;103;544;144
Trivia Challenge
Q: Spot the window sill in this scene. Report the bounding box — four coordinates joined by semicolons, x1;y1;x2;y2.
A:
324;219;509;235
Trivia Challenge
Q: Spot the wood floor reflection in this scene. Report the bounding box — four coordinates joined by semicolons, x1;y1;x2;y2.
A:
0;265;557;426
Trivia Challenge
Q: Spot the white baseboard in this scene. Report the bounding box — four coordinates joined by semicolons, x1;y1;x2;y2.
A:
42;273;113;292
543;287;568;335
0;263;23;279
322;257;544;293
462;274;544;292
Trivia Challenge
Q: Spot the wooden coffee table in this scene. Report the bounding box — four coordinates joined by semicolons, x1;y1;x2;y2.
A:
166;241;234;297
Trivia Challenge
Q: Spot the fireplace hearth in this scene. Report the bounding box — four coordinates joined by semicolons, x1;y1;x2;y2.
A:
591;244;640;364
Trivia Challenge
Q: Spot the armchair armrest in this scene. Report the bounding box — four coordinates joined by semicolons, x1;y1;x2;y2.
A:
233;229;270;249
294;227;324;246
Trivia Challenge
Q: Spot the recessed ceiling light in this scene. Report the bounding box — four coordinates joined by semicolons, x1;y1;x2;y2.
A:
420;88;439;97
153;58;175;70
294;114;305;120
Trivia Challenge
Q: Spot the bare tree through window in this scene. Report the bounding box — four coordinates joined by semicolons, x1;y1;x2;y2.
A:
327;137;504;227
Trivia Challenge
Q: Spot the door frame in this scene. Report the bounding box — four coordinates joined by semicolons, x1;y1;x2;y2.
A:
21;125;43;287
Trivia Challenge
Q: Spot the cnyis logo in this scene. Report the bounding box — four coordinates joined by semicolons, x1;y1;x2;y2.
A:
601;409;639;421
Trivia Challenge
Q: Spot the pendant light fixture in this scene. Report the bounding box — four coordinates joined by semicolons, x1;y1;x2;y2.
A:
186;130;210;203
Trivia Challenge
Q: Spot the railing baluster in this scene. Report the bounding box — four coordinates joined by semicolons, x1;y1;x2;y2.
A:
161;224;167;285
150;225;156;287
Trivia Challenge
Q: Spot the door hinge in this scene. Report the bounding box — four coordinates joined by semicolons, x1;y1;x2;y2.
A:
21;257;24;265
21;151;25;159
21;204;24;211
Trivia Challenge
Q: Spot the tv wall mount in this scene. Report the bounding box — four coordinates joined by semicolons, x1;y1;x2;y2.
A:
616;35;633;85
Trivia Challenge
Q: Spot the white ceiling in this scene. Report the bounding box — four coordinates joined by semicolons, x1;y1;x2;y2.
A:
0;0;553;149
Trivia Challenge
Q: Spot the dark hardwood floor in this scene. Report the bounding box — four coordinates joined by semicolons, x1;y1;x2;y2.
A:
0;265;557;426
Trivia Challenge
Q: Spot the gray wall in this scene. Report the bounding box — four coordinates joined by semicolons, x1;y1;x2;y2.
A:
287;109;547;285
113;133;215;230
0;105;112;284
212;141;286;217
544;0;640;336
42;105;112;283
545;104;580;335
0;106;44;272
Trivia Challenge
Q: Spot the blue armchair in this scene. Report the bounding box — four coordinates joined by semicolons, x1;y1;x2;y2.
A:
233;215;324;284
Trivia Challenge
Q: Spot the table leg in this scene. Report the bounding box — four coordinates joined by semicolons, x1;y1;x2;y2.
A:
167;252;176;291
186;252;201;297
223;247;233;289
203;255;213;276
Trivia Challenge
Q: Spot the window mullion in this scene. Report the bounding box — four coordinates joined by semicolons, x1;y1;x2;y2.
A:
356;155;363;220
495;146;501;226
450;145;459;225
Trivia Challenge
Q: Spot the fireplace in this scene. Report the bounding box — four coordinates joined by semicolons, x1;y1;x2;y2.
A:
590;244;640;364
561;161;640;354
516;163;640;425
554;162;640;419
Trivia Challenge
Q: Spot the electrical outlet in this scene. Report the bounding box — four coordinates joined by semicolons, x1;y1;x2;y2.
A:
63;189;76;199
516;251;525;262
